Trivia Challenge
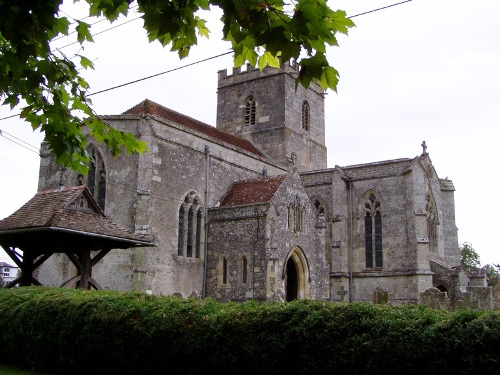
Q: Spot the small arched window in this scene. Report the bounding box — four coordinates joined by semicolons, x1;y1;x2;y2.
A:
242;256;248;284
364;192;383;268
223;257;228;284
245;96;256;126
78;145;106;210
302;101;310;131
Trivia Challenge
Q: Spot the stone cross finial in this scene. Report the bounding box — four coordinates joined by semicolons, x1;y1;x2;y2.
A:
421;141;427;155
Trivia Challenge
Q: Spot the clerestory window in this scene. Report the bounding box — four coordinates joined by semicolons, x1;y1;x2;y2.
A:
364;192;383;268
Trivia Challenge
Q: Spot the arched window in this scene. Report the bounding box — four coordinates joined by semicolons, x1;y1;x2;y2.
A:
196;208;202;258
242;256;248;284
177;192;203;258
78;145;106;210
364;192;383;268
223;257;228;284
187;206;194;257
302;101;310;131
426;193;438;253
245;96;256;126
288;204;294;229
177;206;185;256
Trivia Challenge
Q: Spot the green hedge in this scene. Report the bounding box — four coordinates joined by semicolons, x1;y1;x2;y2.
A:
1;287;500;374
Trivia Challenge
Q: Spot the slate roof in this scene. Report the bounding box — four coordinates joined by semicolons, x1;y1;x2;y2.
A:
219;175;286;207
0;186;151;246
123;99;266;158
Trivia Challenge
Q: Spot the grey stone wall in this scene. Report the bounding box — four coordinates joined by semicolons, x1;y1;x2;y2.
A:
207;172;330;302
216;62;327;172
35;112;288;296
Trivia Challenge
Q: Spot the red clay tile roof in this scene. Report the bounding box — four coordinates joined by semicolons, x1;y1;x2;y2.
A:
0;186;151;245
219;175;286;207
123;99;266;158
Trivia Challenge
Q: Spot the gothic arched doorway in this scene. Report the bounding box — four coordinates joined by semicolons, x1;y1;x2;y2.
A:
284;247;310;301
286;258;298;301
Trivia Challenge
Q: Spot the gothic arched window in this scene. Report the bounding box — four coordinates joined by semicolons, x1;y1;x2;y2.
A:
78;145;106;210
426;193;438;253
196;208;202;258
177;192;203;258
245;96;256;126
364;192;383;268
302;101;310;131
187;206;194;257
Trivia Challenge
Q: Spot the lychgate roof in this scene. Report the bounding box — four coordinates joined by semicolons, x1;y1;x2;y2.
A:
219;175;286;207
0;185;151;248
123;99;266;158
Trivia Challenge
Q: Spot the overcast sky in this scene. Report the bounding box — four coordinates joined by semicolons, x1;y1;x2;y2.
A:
1;0;499;266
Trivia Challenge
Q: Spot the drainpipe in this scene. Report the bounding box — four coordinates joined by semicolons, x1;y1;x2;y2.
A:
202;145;210;298
348;178;353;302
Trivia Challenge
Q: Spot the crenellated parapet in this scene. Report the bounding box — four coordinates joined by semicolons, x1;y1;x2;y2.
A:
217;60;322;94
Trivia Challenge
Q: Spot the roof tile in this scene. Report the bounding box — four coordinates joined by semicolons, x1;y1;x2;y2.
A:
123;99;265;158
219;175;286;207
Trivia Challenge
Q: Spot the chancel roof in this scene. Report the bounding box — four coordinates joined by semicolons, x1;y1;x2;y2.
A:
219;175;286;207
0;185;151;247
123;99;266;158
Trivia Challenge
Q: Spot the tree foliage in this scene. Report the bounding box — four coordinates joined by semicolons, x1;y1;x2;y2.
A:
459;242;481;270
485;264;500;287
0;0;354;174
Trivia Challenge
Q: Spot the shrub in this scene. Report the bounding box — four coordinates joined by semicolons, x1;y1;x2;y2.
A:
0;287;499;374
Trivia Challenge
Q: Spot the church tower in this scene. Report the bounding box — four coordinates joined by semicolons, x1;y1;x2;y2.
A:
216;61;327;172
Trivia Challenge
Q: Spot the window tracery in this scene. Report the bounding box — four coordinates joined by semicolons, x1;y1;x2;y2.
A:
426;193;438;253
177;192;203;258
364;192;383;268
287;197;305;233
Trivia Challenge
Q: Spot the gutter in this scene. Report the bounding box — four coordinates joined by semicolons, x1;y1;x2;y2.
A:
202;145;210;298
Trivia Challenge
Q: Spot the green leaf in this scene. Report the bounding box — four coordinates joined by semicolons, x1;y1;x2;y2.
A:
79;56;94;70
76;22;94;44
258;51;280;70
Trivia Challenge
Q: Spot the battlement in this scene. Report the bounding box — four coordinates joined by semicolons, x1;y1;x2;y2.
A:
217;60;321;91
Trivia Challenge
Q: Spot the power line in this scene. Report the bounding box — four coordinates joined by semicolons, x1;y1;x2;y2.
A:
0;0;413;124
56;16;142;50
349;0;412;18
88;51;233;97
0;129;40;155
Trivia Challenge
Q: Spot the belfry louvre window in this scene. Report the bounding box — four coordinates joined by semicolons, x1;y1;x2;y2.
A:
302;101;310;131
364;192;383;268
245;96;256;126
177;192;203;258
78;145;106;210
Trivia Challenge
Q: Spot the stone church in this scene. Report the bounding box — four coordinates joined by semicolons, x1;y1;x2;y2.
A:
34;61;480;306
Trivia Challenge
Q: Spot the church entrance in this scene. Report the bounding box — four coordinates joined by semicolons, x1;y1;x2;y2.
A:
284;247;310;301
286;258;298;301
